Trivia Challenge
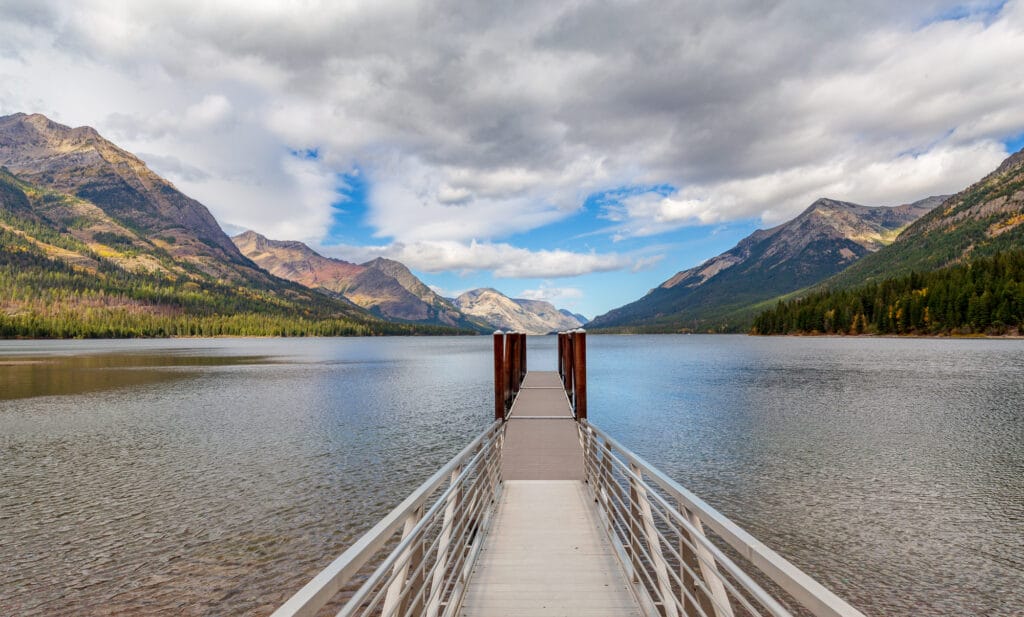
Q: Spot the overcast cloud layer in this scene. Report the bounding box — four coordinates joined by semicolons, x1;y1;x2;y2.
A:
1;0;1023;280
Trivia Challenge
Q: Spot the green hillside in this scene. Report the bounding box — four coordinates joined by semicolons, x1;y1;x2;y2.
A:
828;149;1024;289
751;249;1024;336
0;169;464;338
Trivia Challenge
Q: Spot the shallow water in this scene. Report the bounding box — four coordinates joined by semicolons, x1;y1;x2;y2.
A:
1;336;1021;615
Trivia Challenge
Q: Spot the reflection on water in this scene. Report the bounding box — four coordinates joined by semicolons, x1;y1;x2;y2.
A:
0;352;277;400
0;336;1022;616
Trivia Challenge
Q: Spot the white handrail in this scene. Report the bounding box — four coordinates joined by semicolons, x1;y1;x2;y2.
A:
580;420;867;617
271;420;504;617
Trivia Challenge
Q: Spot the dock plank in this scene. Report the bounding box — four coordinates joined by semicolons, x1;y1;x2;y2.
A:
502;419;584;480
503;371;583;481
521;371;565;388
461;481;641;617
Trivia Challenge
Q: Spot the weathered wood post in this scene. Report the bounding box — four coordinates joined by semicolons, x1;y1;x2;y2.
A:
510;333;520;396
561;333;569;380
493;331;505;421
512;333;524;397
564;331;575;404
520;332;527;378
503;331;514;411
573;329;587;421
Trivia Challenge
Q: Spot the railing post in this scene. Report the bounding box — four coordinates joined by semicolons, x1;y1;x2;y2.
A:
573;329;587;421
512;333;519;394
493;331;505;421
426;465;463;617
632;462;679;617
382;504;424;617
628;465;642;585
677;503;734;617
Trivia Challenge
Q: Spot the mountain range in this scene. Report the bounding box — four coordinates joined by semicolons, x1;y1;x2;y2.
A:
452;288;584;334
232;230;491;331
0;112;584;336
588;196;944;332
232;231;584;334
0;113;416;336
2;111;1021;338
751;148;1024;335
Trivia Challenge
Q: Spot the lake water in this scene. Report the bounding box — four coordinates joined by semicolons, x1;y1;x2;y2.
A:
1;336;1021;616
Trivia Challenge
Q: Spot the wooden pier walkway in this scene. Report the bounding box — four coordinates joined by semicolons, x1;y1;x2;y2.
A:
462;370;640;616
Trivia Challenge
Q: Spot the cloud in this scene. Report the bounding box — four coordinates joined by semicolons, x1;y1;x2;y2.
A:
2;0;1024;256
319;239;646;278
519;283;584;302
604;140;1010;238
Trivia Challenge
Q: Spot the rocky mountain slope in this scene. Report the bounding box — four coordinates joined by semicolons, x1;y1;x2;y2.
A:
232;231;490;331
0;167;437;336
559;308;588;324
751;147;1024;336
0;113;268;284
0;113;460;337
827;147;1024;288
588;196;942;332
453;288;583;334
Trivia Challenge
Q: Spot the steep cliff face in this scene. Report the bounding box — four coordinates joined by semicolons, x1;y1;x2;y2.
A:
589;196;942;331
0;113;261;283
453;288;583;334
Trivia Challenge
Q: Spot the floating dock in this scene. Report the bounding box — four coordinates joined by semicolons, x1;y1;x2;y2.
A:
271;331;866;617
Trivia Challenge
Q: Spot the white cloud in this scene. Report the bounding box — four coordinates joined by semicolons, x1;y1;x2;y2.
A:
606;141;1010;238
319;239;646;278
519;283;584;302
183;94;233;131
2;0;1024;259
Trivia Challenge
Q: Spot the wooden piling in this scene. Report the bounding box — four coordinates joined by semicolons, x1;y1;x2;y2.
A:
520;333;527;377
561;333;569;380
573;330;587;420
564;332;575;403
493;331;505;421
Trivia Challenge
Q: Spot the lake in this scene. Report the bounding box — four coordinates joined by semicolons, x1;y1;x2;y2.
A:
1;336;1021;616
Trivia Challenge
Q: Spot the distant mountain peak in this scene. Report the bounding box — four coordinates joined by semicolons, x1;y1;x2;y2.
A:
233;232;490;331
0;112;289;284
589;195;941;332
454;288;583;334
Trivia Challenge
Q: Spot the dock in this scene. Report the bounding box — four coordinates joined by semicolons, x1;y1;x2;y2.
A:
461;369;637;615
271;331;867;617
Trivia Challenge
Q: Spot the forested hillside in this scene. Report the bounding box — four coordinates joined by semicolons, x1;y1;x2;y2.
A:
0;168;460;338
751;250;1024;336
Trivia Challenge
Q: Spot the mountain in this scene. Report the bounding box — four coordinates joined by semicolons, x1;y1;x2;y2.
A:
453;288;583;334
0;113;459;337
559;308;589;325
827;147;1024;289
0;112;266;284
588;196;942;332
232;231;490;331
751;146;1024;337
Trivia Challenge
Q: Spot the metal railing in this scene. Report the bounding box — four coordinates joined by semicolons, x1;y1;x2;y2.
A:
272;420;505;617
578;420;867;617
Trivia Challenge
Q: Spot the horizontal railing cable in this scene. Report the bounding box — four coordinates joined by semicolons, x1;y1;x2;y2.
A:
579;420;867;617
271;420;504;617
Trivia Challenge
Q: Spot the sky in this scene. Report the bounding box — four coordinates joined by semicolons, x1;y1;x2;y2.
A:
2;0;1024;318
